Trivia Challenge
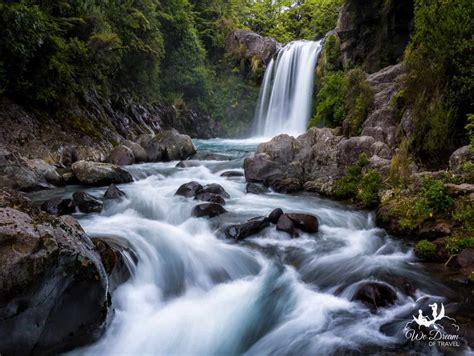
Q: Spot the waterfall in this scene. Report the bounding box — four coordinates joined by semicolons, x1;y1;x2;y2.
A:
254;40;323;137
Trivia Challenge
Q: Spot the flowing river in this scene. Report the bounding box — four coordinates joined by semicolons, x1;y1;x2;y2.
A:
28;138;468;355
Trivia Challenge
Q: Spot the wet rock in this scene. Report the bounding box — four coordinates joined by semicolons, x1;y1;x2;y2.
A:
200;184;230;199
137;131;196;162
203;153;232;161
418;221;453;240
244;153;284;183
268;208;283;224
106;145;135;166
269;178;303;193
71;160;133;186
286;213;319;233
277;214;297;237
175;181;203;198
195;192;226;205
449;145;474;174
104;184;126;200
352;282;397;310
225;217;270;240
246;183;268;194
192;203;227;218
41;197;76;216
176;160;200;168
92;236;137;293
257;134;302;164
73;192;103;213
450;248;474;279
122;140;147;163
221;171;244;178
0;190;109;355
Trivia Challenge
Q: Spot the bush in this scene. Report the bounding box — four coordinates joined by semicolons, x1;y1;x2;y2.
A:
415;240;437;260
357;169;382;207
446;236;474;255
389;138;412;188
344;68;373;136
419;177;453;213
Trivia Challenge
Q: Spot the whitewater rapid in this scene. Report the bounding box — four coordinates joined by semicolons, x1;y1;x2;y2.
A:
33;138;457;355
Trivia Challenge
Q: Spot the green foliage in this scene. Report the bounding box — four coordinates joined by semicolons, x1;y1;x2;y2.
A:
467;114;474;152
389;138;412;188
310;71;347;127
344;68;373;136
415;240;437;261
403;0;474;163
419;177;453;214
333;153;381;207
446;236;474;255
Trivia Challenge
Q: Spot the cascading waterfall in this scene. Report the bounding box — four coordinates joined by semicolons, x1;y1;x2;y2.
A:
254;40;322;137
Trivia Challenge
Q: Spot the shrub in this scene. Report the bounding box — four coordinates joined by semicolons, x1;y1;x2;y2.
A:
357;169;382;207
389;138;412;188
344;68;373;136
419;177;453;213
415;240;437;260
446;236;474;255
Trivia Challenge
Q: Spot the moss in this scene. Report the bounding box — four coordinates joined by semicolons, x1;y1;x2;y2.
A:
415;240;437;260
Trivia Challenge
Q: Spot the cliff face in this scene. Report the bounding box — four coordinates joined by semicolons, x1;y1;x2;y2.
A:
336;0;414;73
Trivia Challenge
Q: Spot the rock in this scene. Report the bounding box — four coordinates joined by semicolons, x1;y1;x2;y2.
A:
203;153;232;161
195;192;226;205
73;192;103;213
352;282;397;310
191;203;227;218
176;160;200;168
0;190;109;355
276;214;297;237
221;171;244;178
106;145;135;166
244;153;284;183
246;183;268;194
122;140;147;162
445;183;474;196
226;29;281;66
104;184;126;200
269;178;302;193
92;236;137;293
200;184;230;199
41;197;76;216
418;221;453;240
449;145;474;174
137;131;196;162
71;160;133;186
225;217;270;240
175;181;203;198
268;208;283;224
25;159;64;186
451;248;474;279
286;213;319;233
257;135;301;164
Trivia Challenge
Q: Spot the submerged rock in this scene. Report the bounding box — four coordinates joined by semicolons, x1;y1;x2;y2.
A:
221;171;244;178
225;217;270;241
176;160;201;168
73;192;103;213
106;145;135;166
104;184;127;200
41;197;76;216
0;190;109;355
352;282;397;311
71;160;133;186
195;192;226;205
192;203;227;218
246;183;269;194
175;181;203;198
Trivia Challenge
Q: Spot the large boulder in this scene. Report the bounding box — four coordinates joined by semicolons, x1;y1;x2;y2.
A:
286;213;319;233
104;184;127;200
226;29;281;66
175;181;203;198
71;160;133;186
191;203;227;218
244;154;284;183
41;197;76;216
73;192;103;213
276;214;297;237
137;131;196;162
200;184;230;199
225;217;270;240
122;140;147;163
0;190;109;355
449;145;474;174
106;145;135;166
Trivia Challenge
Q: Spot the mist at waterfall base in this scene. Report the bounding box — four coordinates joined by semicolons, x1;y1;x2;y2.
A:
37;138;460;355
254;40;322;138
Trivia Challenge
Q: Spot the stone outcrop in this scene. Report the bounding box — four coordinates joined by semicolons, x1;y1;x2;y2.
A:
106;145;135;166
71;161;133;186
244;128;393;195
226;29;281;66
137;131;196;162
449;145;474;175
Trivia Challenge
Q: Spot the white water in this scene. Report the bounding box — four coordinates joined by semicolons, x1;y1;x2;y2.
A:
254;40;323;137
30;138;463;355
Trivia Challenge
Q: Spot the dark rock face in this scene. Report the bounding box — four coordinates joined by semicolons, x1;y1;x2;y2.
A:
106;145;135;166
0;190;109;355
221;171;244;178
352;282;397;310
71;160;133;186
104;184;127;200
226;29;281;66
195;192;226;205
92;236;137;293
276;214;296;237
225;217;270;241
73;192;104;213
175;181;203;198
336;0;414;73
268;208;284;224
191;203;227;218
137;131;196;162
200;184;230;199
285;213;319;233
450;248;474;279
41;197;76;216
246;183;269;195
